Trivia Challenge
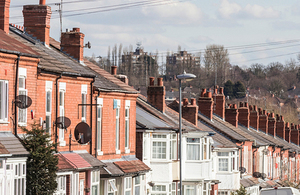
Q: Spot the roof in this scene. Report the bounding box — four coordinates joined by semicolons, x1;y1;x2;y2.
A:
0;143;9;155
0;132;29;156
59;152;92;170
100;162;125;177
0;30;39;56
56;154;75;172
136;106;171;129
114;160;151;174
76;152;106;168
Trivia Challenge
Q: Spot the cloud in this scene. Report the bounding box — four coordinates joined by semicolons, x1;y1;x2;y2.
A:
188;35;213;44
218;0;280;20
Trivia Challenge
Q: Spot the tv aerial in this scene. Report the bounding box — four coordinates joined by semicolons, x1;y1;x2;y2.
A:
15;95;32;109
74;122;92;144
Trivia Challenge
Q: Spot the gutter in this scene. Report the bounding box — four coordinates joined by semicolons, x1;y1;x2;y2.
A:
95;87;139;94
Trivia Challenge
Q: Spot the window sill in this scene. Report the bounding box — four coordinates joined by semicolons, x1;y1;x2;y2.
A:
116;150;121;154
125;149;130;154
0;121;9;124
97;151;103;156
18;123;27;127
59;141;66;147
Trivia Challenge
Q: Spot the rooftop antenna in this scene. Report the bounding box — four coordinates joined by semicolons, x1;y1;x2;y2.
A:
55;0;63;40
136;41;142;49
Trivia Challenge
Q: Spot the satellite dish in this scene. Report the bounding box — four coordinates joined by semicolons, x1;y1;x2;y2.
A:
261;173;267;179
15;95;32;109
56;116;71;129
253;172;261;178
239;167;246;174
74;122;91;144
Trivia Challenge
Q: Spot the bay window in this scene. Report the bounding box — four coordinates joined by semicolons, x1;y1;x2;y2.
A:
170;134;177;160
0;80;8;122
152;134;167;160
218;151;239;172
187;138;200;160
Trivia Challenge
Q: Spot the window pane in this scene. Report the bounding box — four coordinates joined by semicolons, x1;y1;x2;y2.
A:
46;91;51;112
187;144;200;160
187;138;200;143
219;158;229;171
125;120;129;148
46;116;51;134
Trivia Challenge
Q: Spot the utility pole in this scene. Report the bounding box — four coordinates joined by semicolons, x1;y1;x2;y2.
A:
55;0;63;40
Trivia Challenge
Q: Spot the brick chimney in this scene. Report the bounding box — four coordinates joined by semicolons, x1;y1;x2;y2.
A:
290;123;299;145
0;0;10;34
285;122;291;143
147;77;165;113
225;104;239;128
61;27;85;62
23;0;52;45
238;102;250;129
198;89;214;120
182;98;198;126
259;109;268;134
276;115;285;139
214;87;225;119
268;113;276;137
249;105;259;130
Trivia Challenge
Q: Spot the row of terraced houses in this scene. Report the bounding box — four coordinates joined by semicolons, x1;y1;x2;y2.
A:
1;0;300;195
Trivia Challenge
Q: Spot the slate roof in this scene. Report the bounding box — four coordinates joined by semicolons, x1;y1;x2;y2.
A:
76;152;106;168
100;162;124;178
0;30;39;56
0;132;29;156
136;106;171;129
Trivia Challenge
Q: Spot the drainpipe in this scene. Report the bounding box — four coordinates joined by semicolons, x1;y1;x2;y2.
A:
288;152;291;181
14;54;20;137
90;77;95;156
55;74;62;150
295;151;297;181
239;142;245;178
253;147;258;174
280;148;284;180
271;146;275;180
94;90;100;158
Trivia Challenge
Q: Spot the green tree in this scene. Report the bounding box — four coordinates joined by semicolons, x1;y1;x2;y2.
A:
224;80;234;99
21;123;58;195
234;81;246;99
231;185;249;195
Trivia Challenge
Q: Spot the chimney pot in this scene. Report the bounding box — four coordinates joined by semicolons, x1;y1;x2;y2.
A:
183;98;189;106
239;102;243;108
191;98;196;105
149;77;155;86
280;115;284;121
40;0;46;5
263;110;267;115
206;92;212;98
232;104;237;109
214;88;218;95
219;87;224;94
157;78;163;86
244;102;248;108
73;27;80;32
201;89;206;97
111;66;117;75
286;122;290;128
249;105;253;111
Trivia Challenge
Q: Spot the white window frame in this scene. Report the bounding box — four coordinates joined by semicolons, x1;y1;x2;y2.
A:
0;80;8;123
72;172;79;195
91;170;100;195
115;99;121;154
12;162;26;195
45;81;52;134
81;84;87;122
97;98;103;155
184;185;195;195
108;179;117;195
59;82;66;147
170;134;177;160
202;137;210;160
125;100;130;153
152;134;167;160
18;68;27;126
134;176;141;195
186;138;201;161
54;175;66;195
217;151;238;172
124;177;132;195
152;184;167;195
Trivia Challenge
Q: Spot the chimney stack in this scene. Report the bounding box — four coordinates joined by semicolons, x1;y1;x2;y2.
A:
182;98;198;126
290;123;299;145
0;0;10;34
238;102;250;129
23;0;52;45
249;105;259;130
276;115;285;139
285;122;291;143
225;104;239;128
111;66;117;75
61;27;85;62
268;113;276;137
214;87;225;119
259;109;268;134
147;77;165;113
198;89;214;120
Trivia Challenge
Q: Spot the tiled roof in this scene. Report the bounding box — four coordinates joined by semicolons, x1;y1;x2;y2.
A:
0;132;29;156
100;162;124;178
56;154;74;172
0;30;39;56
60;152;92;170
0;143;9;155
114;160;151;174
76;152;106;168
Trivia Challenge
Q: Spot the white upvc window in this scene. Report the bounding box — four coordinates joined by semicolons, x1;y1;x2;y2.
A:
134;176;141;195
91;170;100;195
115;99;121;153
186;138;201;160
81;84;87;122
152;134;167;160
13;162;26;195
218;151;238;172
218;152;229;171
125;100;130;153
184;185;195;195
218;190;229;195
152;184;167;195
108;179;117;195
202;137;210;160
55;175;66;195
45;81;52;134
203;182;211;195
97;98;103;155
0;80;8;122
72;172;79;195
18;68;27;126
59;82;66;146
124;177;132;195
170;134;177;160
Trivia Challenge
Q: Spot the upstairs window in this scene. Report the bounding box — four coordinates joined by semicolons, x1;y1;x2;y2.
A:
18;68;27;126
152;134;167;160
81;85;87;122
97;98;103;153
0;80;8;122
186;138;200;160
45;81;52;134
114;99;121;153
125;100;130;151
59;83;66;146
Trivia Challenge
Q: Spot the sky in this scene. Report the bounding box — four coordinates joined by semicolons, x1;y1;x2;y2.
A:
9;0;300;68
